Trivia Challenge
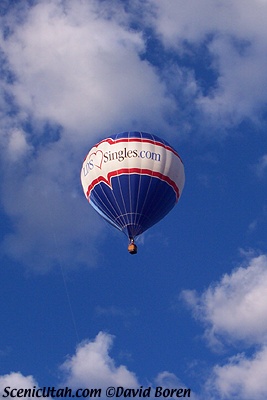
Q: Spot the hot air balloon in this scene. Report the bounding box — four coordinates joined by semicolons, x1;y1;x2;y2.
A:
81;132;185;254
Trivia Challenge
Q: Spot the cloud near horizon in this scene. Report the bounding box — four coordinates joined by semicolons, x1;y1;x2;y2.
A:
207;346;267;400
4;318;267;400
181;253;267;399
2;252;267;399
181;254;267;347
0;331;198;400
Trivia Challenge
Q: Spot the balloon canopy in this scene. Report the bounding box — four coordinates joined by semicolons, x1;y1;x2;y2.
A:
81;132;185;253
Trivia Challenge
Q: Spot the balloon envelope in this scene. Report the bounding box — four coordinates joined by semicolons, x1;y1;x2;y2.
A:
81;132;185;240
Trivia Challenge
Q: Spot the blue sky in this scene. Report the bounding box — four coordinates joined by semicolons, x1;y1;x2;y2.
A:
1;0;267;399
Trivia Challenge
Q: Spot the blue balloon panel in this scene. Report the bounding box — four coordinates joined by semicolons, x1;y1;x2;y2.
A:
90;174;177;239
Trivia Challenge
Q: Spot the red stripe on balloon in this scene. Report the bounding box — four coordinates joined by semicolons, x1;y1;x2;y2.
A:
86;168;180;201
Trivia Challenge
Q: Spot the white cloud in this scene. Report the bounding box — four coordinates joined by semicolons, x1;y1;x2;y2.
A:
1;0;174;139
207;346;267;400
61;332;138;388
2;0;267;139
0;372;48;400
182;255;267;348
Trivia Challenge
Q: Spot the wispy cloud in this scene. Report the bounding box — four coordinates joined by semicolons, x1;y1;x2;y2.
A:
95;305;139;318
148;0;267;128
253;155;267;179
